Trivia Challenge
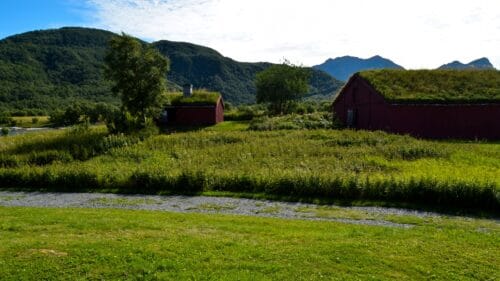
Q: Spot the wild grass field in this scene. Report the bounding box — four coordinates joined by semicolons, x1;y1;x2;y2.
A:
0;122;498;211
0;206;498;280
9;116;50;128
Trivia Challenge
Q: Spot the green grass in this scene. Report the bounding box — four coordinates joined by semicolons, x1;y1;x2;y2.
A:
0;126;499;211
249;112;335;130
188;203;237;212
359;69;500;103
168;90;221;106
0;206;498;280
89;197;162;206
256;205;282;214
9;116;50;128
203;121;250;132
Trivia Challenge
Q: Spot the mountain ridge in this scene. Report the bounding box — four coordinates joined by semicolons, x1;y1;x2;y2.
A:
0;27;343;113
313;55;404;81
438;58;495;70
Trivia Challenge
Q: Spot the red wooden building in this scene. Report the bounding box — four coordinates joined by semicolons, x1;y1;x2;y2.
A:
332;70;500;139
162;85;224;126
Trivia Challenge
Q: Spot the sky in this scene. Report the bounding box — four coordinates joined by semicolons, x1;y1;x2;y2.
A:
1;0;500;69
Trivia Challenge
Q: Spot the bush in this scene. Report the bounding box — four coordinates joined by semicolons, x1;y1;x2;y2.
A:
97;134;138;152
0;115;16;127
224;105;267;121
0;155;20;168
49;106;82;127
248;112;336;131
27;150;73;166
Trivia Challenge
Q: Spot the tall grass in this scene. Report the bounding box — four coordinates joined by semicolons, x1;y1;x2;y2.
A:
0;127;499;211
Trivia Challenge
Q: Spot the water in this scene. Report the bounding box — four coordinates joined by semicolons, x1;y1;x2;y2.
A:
0;127;57;136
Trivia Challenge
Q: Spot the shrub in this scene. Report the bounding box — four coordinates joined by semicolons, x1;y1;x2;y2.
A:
0;155;20;168
224;105;267;121
248;112;336;131
27;150;73;166
97;134;138;152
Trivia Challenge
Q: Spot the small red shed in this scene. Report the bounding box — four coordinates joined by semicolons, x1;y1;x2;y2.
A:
163;86;224;126
332;70;500;139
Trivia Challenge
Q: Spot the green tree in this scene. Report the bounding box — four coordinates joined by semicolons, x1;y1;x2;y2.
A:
104;33;170;126
255;61;311;114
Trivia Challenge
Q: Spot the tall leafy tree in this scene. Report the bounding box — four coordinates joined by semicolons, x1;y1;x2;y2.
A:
255;61;311;114
104;33;170;125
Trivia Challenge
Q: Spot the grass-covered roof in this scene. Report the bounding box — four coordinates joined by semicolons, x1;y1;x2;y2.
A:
168;90;221;106
359;69;500;103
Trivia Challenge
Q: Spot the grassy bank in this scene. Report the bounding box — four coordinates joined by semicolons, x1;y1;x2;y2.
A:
0;207;498;280
0;125;499;211
11;116;50;128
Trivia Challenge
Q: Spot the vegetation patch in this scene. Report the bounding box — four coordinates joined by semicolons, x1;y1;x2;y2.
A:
297;206;379;221
360;69;500;103
248;112;336;131
188;203;237;212
256;205;281;214
168;90;221;106
0;128;499;211
89;197;162;206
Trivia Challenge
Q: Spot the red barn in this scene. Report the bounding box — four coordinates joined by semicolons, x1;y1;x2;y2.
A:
162;85;224;126
332;70;500;139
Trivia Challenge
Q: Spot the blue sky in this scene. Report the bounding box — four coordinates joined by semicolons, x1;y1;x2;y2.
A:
0;0;92;39
1;0;499;69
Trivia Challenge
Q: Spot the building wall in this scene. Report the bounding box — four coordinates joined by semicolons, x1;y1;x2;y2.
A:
386;104;500;139
168;107;217;125
333;74;500;139
166;98;224;126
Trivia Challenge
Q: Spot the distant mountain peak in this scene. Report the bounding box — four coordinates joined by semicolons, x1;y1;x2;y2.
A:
313;55;404;81
438;58;494;70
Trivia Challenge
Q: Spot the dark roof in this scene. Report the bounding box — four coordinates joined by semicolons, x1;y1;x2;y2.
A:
358;69;500;104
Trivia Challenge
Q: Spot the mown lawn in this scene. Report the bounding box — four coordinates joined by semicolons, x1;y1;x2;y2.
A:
0;207;498;280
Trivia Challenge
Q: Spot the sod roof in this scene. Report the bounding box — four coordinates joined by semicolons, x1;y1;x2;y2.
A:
168;90;221;106
358;69;500;103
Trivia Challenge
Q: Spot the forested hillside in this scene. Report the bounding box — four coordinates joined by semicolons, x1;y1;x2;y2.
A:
0;27;115;114
0;27;343;114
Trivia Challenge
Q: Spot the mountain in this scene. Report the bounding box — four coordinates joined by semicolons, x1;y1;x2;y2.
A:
0;27;343;114
313;55;404;81
0;27;116;114
438;58;495;70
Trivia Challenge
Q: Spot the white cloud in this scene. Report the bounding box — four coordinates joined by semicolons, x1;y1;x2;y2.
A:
85;0;500;69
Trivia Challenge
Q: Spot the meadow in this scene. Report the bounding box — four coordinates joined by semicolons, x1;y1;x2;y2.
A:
11;116;50;127
0;122;498;212
0;206;498;280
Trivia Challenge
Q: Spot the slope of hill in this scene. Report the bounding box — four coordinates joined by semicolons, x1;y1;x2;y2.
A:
0;27;116;113
153;40;342;103
0;27;343;113
314;55;404;81
438;58;495;70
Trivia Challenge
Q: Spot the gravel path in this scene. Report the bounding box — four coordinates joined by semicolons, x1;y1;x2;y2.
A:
0;191;455;228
